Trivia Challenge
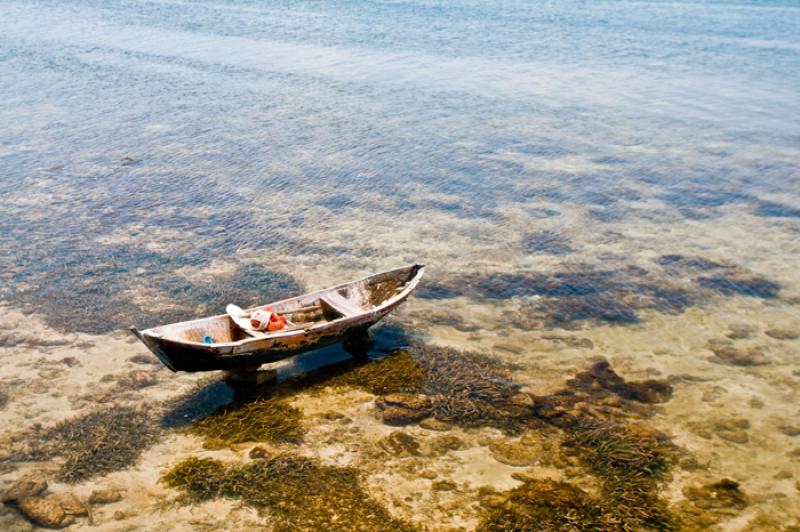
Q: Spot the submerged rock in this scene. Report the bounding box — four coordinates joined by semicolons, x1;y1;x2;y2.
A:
478;487;507;509
419;418;451;432
502;393;535;418
2;475;47;502
418;469;437;480
427;311;480;332
725;330;750;340
707;341;770;366
377;393;432;425
59;357;81;368
15;497;72;529
248;446;270;460
53;494;87;517
679;478;748;527
13;494;86;529
116;370;159;390
713;419;750;444
749;396;765;409
492;342;524;354
379;431;420;457
128;353;160;366
428;435;464;456
88;489;123;505
431;480;457;492
489;440;538;467
778;425;800;437
765;328;800;340
0;510;34;532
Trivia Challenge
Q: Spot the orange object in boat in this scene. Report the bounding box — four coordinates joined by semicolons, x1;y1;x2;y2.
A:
267;311;287;331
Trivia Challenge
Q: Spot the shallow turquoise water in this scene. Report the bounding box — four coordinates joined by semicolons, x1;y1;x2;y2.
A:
0;0;799;336
2;1;798;246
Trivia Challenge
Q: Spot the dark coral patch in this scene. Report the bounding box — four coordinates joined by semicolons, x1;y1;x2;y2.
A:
167;350;684;531
474;358;679;530
658;254;729;272
514;293;640;329
7;255;303;334
658;254;780;298
420;258;781;330
530;359;674;428
525;362;679;530
706;339;770;366
566;360;673;404
315;194;354;210
659;187;753;209
754;201;800;218
528;208;560;219
414;280;463;299
419;266;694;330
697;274;780;298
522;230;573;255
588;206;627;222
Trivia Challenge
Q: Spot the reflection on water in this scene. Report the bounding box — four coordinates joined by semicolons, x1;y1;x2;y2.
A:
1;0;799;529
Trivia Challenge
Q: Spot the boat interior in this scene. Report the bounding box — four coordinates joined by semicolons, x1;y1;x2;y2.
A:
147;266;421;344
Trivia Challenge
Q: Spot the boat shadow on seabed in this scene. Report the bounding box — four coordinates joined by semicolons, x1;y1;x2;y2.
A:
161;321;415;421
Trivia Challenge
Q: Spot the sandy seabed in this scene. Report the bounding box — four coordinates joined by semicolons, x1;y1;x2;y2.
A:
1;220;799;530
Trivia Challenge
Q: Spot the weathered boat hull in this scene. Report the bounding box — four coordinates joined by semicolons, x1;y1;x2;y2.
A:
132;319;381;372
130;265;423;372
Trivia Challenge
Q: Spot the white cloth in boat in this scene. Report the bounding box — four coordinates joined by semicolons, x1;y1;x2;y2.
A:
226;304;294;337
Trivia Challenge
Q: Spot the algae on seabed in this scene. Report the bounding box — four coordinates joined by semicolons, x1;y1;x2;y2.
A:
563;420;679;531
12;405;161;483
162;454;417;532
188;398;304;449
478;478;605;531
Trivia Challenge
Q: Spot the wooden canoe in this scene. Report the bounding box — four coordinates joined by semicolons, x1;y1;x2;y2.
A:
130;264;424;373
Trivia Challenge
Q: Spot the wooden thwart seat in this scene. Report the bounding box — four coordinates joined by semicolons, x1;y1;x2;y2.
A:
319;292;363;317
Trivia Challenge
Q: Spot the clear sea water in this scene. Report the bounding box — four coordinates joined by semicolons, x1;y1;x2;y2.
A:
1;0;799;530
